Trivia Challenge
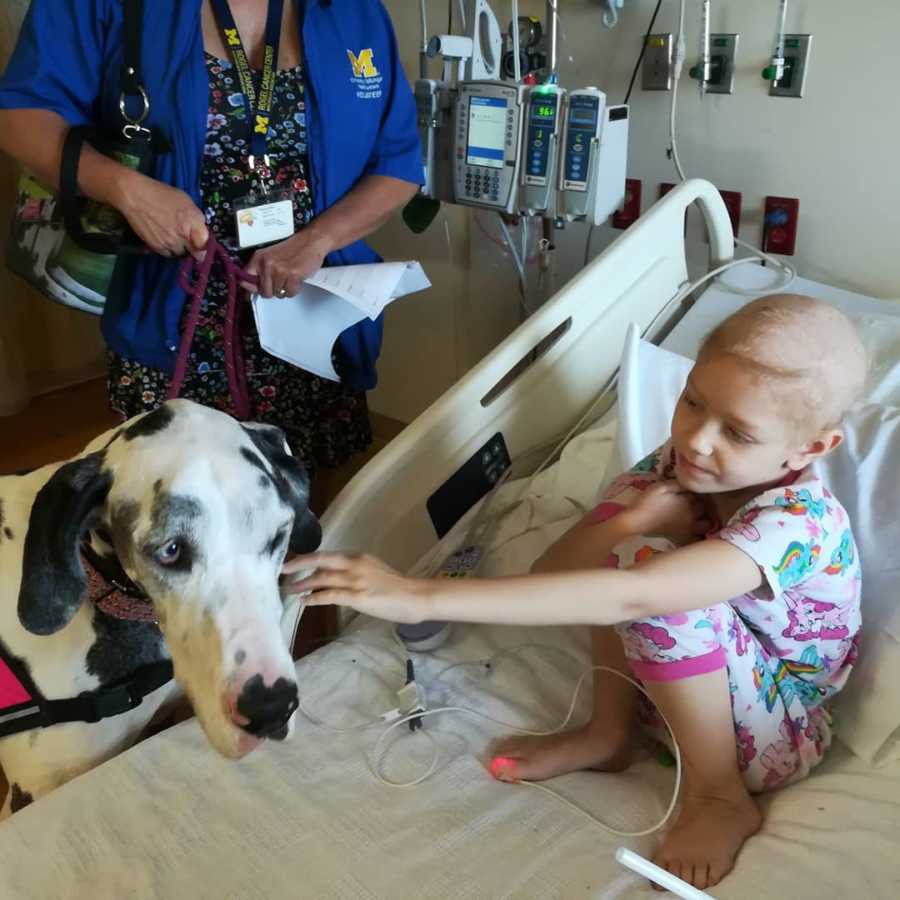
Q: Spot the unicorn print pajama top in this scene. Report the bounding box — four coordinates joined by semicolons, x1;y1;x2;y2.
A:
593;444;862;792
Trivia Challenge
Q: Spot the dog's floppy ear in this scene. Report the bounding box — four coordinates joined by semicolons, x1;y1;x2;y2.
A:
18;452;112;635
242;423;322;553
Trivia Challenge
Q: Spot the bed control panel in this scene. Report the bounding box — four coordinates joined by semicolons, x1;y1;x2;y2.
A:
427;433;511;539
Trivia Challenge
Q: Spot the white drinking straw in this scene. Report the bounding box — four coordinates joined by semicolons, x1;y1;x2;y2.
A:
615;848;717;900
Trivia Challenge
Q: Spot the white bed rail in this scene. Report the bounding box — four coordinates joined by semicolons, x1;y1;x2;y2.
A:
320;179;732;572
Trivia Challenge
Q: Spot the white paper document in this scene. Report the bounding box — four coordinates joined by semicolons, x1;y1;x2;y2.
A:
251;261;430;381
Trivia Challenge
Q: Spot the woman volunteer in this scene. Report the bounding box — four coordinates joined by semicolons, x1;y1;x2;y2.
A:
0;0;421;476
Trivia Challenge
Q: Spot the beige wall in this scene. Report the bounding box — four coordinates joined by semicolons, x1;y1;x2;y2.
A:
0;1;105;415
368;0;900;422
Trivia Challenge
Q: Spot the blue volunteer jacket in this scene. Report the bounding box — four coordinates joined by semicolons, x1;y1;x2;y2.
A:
0;0;422;391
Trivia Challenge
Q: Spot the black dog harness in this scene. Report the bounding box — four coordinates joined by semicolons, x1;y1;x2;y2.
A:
0;547;174;739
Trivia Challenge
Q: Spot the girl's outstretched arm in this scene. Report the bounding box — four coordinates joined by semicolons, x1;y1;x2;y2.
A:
285;539;761;627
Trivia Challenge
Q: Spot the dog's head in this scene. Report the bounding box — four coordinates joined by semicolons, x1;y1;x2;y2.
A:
18;399;321;758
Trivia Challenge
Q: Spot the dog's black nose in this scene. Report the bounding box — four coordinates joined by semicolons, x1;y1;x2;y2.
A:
235;674;299;740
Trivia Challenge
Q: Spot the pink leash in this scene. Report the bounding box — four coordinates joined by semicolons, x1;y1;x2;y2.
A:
167;237;259;420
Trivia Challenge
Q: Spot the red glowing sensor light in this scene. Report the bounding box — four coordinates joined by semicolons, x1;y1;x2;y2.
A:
490;756;518;780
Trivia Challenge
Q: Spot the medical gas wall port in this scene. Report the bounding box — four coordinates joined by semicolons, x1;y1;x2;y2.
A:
688;33;738;95
763;34;812;98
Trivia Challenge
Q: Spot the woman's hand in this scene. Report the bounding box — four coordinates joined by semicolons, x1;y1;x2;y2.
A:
116;169;209;258
281;553;433;624
619;481;709;546
244;228;332;297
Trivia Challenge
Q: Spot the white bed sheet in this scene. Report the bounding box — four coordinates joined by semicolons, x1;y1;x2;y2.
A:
1;617;899;900
2;275;900;899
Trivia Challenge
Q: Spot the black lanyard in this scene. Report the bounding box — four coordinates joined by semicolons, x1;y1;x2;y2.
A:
209;0;285;169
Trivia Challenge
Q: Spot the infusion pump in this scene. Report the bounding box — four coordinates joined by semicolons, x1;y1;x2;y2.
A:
452;81;526;214
520;84;565;215
559;87;629;225
417;78;628;225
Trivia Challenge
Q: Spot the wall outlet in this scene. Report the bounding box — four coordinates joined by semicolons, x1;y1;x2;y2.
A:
642;33;673;91
762;196;799;255
769;34;812;98
612;178;642;229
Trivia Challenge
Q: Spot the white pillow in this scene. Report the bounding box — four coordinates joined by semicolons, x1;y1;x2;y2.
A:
615;322;694;474
814;403;900;765
617;329;900;766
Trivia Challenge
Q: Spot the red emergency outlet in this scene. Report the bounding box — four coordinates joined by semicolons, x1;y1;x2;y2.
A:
659;182;687;235
719;190;742;237
762;196;799;255
612;178;642;229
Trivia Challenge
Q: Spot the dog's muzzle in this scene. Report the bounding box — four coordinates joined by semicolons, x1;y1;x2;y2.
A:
233;674;299;740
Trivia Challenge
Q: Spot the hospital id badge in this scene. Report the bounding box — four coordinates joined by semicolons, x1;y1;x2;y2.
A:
234;190;295;249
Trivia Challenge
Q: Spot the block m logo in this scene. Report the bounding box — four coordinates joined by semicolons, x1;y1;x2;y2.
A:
347;48;379;79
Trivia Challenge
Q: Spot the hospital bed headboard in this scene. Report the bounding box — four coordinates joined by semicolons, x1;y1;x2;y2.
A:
320;178;733;575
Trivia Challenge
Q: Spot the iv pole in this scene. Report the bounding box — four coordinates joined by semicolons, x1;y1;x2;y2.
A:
538;0;560;305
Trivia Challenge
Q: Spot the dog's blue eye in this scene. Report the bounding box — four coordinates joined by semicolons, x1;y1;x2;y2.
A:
156;541;182;566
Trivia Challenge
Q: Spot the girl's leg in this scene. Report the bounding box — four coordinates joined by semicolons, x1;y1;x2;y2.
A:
642;667;761;891
619;584;827;891
490;624;637;782
488;534;674;783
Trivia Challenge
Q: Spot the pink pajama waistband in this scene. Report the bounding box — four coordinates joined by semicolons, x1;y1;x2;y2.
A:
628;646;727;682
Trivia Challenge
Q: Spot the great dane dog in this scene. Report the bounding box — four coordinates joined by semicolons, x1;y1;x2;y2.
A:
0;399;321;817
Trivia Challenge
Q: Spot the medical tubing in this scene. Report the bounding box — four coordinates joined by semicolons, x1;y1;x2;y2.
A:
498;214;533;315
299;641;682;837
773;0;788;75
699;0;710;95
669;0;795;294
419;0;428;76
668;0;687;183
511;0;521;83
602;0;619;30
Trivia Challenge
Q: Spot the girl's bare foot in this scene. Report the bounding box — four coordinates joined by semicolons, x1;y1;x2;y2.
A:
653;788;762;890
488;722;631;782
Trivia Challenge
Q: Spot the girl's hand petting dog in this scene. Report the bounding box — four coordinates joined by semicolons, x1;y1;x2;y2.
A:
282;553;433;624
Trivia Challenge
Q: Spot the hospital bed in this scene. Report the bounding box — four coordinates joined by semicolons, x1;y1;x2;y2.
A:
2;180;900;899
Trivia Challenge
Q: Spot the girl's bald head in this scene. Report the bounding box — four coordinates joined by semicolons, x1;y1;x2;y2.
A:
699;295;867;432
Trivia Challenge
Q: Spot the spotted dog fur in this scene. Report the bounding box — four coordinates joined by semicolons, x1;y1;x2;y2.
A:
0;400;320;817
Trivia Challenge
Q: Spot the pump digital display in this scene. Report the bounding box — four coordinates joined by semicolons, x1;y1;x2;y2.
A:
569;110;598;126
466;96;507;169
525;92;559;179
528;92;558;126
